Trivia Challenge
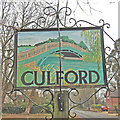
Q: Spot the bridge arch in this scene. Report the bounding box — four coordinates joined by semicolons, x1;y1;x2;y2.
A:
18;42;88;66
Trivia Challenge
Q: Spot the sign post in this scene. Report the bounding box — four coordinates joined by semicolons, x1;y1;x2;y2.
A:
54;91;68;119
15;27;107;89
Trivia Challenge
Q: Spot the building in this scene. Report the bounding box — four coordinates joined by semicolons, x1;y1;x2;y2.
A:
106;89;119;113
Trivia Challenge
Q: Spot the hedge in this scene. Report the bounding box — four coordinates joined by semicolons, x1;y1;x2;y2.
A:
2;103;26;114
91;104;102;109
2;103;53;114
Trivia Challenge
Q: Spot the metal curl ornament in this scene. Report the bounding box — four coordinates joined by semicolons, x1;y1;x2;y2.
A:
68;18;79;27
68;88;80;104
105;49;119;93
99;19;110;28
58;7;72;27
2;49;14;59
68;108;77;118
68;86;107;118
43;89;54;107
6;93;17;102
1;57;14;94
105;55;119;84
43;6;57;16
2;58;14;68
1;68;15;95
104;46;112;56
59;6;72;16
107;82;116;93
74;20;98;27
2;34;15;48
15;89;54;120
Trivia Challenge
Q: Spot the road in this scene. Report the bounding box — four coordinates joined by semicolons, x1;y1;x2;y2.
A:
72;109;119;120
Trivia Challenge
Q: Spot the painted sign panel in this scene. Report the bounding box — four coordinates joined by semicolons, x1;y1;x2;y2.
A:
15;27;107;88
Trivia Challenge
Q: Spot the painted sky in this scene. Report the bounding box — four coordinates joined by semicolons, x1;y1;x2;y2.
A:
18;29;100;46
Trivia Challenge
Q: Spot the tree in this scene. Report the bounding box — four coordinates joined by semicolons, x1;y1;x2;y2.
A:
81;30;102;69
106;39;120;87
106;39;120;113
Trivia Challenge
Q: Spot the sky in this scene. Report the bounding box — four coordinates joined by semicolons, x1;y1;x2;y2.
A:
67;0;119;49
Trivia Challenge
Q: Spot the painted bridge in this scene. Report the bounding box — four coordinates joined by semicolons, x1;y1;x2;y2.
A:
17;42;88;63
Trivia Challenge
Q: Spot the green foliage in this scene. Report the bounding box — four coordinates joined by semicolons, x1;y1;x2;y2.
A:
91;104;102;109
114;105;118;110
2;103;26;114
44;104;53;113
91;104;102;112
30;105;43;114
2;102;53;114
34;37;59;46
30;104;53;114
17;101;27;107
79;41;88;50
61;36;75;43
81;30;102;69
34;35;88;50
106;39;120;81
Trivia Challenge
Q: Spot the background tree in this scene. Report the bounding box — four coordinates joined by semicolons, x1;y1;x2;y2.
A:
106;39;120;88
106;38;120;113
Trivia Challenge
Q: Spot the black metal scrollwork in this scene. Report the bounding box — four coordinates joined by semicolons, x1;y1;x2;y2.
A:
2;25;54;120
67;19;119;117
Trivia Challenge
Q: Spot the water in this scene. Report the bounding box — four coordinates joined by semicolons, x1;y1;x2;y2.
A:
17;47;105;87
37;56;104;85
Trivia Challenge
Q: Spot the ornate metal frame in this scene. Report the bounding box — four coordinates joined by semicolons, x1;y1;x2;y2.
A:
1;1;119;120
